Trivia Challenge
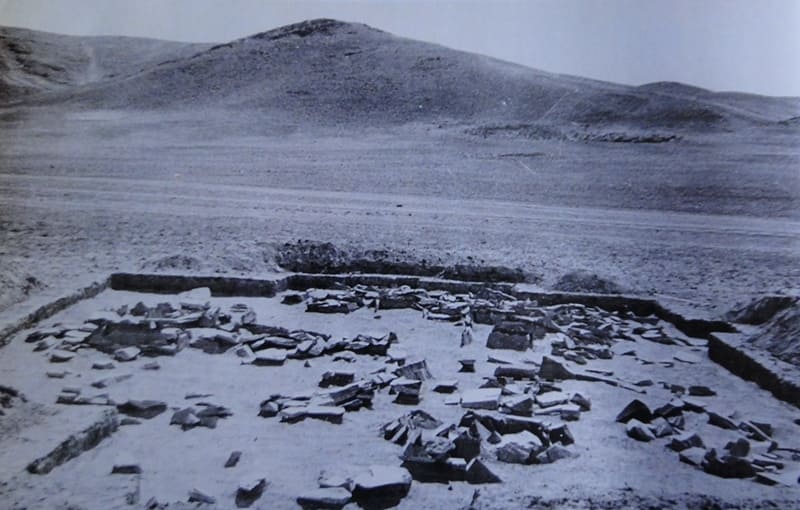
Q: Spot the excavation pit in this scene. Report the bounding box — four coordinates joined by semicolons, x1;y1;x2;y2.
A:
0;273;799;509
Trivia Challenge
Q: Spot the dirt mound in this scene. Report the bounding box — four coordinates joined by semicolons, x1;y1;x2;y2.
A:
725;295;798;325
740;297;800;366
275;241;529;283
551;270;626;294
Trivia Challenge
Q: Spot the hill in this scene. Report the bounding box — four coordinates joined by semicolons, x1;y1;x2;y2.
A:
2;19;799;130
0;25;210;103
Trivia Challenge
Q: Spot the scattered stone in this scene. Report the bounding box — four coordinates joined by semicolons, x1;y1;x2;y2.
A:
142;361;160;370
394;359;433;381
570;393;591;411
117;400;167;419
487;353;516;365
496;431;544;464
130;302;149;316
634;379;654;387
225;451;242;468
46;371;68;379
539;356;574;380
253;349;287;366
668;432;705;452
185;393;213;400
725;438;750;457
170;408;200;429
702;449;755;478
494;365;538;379
650;417;674;438
679;447;707;466
297;487;352;510
433;380;459;393
34;337;58;351
501;394;533;416
188;488;216;505
535;391;569;408
236;477;267;508
319;371;355;388
548;423;575;446
91;360;115;370
111;457;142;474
114;347;141;362
616;399;652;424
674;352;703;364
708;411;738;430
536;444;576;464
351;465;412;509
461;388;502;410
91;373;133;389
458;359;476;373
688;385;716;397
282;293;304;305
307;299;358;314
49;350;75;363
487;321;532;351
653;399;684;418
739;421;772;441
465;458;502;484
305;405;346;424
626;419;655;442
681;397;707;413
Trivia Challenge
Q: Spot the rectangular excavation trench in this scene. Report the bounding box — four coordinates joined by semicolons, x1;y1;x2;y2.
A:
0;270;799;508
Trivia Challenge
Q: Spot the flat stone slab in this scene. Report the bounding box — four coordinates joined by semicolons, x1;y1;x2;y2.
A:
461;388;502;410
297;487;352;509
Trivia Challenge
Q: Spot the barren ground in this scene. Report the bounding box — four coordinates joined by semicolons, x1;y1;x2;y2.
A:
0;109;798;320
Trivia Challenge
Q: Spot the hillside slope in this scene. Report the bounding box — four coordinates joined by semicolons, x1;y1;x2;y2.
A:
3;19;799;130
0;26;210;103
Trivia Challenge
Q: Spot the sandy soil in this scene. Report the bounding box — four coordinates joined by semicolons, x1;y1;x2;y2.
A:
0;288;799;509
0;110;798;321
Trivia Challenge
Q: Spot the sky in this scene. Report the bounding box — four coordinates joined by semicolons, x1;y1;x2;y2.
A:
1;0;798;97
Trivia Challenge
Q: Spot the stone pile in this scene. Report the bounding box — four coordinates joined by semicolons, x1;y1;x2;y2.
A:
615;397;798;485
381;408;577;484
170;403;233;430
259;379;376;424
297;465;413;509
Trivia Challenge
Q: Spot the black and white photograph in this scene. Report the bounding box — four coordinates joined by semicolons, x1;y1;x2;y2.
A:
0;1;798;508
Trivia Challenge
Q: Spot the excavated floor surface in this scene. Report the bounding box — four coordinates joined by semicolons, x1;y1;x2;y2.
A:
0;285;799;509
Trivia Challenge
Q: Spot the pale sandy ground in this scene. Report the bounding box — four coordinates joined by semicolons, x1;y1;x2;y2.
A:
1;112;798;321
1;289;799;509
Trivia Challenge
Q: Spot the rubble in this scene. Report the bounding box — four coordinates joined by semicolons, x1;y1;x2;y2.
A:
465;458;502;484
236;476;267;508
117;400;167;419
187;489;216;505
615;399;652;424
49;350;75;363
351;465;412;508
538;356;575;380
18;280;799;502
486;321;533;351
297;487;352;509
461;388;502;410
114;346;141;362
225;451;242;468
626;419;655;442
